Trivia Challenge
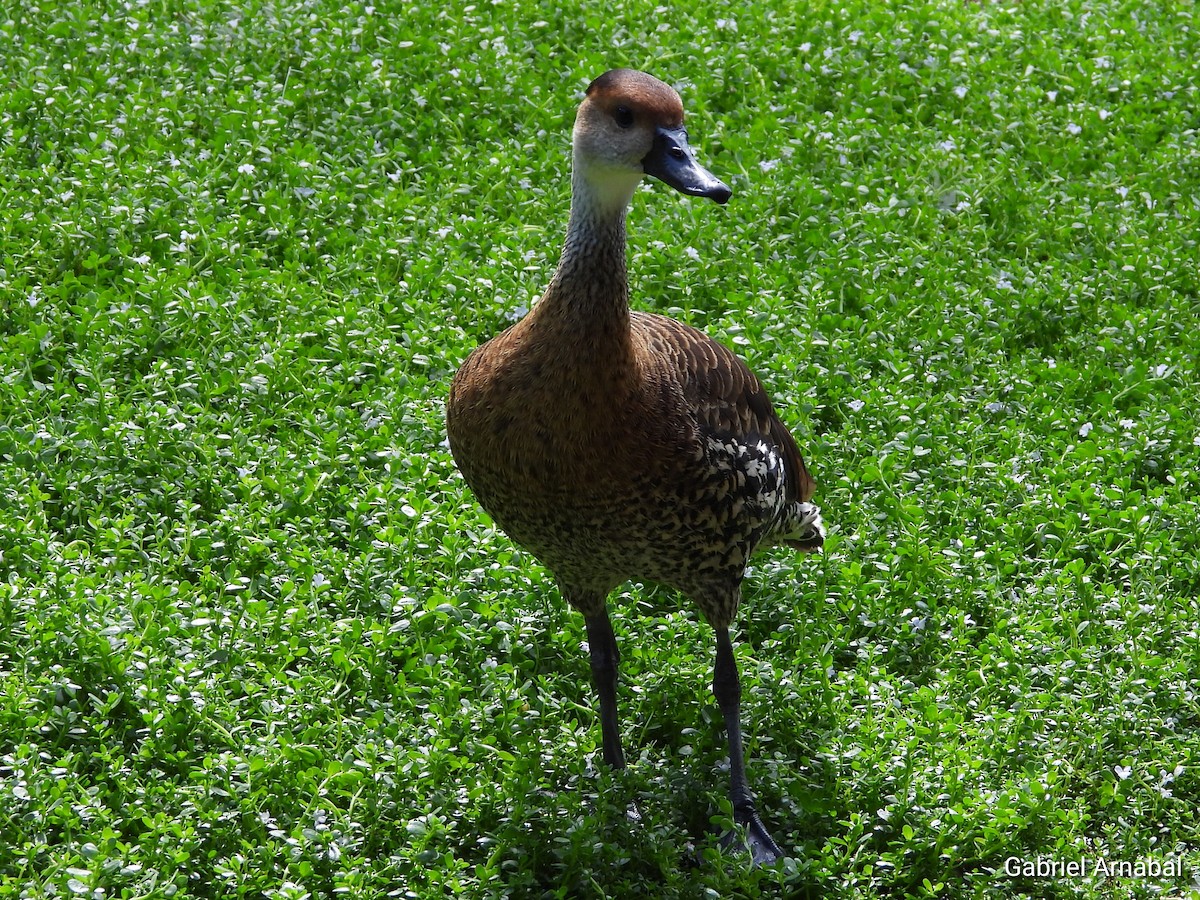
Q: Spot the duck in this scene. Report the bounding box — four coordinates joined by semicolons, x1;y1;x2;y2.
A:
446;68;824;865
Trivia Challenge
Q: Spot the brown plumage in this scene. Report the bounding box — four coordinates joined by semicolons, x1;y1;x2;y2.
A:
446;69;824;864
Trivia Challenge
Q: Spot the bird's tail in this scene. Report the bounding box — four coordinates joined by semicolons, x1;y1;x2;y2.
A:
770;501;825;553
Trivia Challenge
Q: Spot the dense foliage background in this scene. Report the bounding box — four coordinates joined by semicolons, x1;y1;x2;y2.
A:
1;0;1197;896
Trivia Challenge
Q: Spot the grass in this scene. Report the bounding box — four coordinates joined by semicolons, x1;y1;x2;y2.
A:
1;0;1199;896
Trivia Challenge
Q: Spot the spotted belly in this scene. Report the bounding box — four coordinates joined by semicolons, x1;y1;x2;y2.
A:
461;427;793;606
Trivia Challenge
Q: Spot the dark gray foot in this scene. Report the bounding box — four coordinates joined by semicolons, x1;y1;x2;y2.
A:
719;808;784;866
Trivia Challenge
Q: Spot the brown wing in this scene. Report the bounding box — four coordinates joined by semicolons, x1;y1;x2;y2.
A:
631;312;816;503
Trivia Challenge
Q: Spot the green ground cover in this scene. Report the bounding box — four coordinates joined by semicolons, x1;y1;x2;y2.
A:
2;0;1198;896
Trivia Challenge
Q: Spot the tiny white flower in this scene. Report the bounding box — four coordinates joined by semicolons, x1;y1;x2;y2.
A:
954;85;968;99
1066;123;1082;135
758;159;779;172
1046;90;1058;102
1079;422;1093;437
312;572;328;588
1098;108;1111;120
848;399;865;412
238;162;256;175
132;254;151;265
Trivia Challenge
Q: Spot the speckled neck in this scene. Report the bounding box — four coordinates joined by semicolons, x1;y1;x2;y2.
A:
537;163;639;337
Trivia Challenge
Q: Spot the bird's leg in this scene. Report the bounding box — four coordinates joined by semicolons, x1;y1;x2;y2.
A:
713;627;783;865
584;609;643;822
584;609;626;770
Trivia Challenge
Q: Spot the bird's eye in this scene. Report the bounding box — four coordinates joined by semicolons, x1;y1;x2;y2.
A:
614;105;634;128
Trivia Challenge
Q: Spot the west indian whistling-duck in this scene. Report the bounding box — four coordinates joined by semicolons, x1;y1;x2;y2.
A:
446;68;824;864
